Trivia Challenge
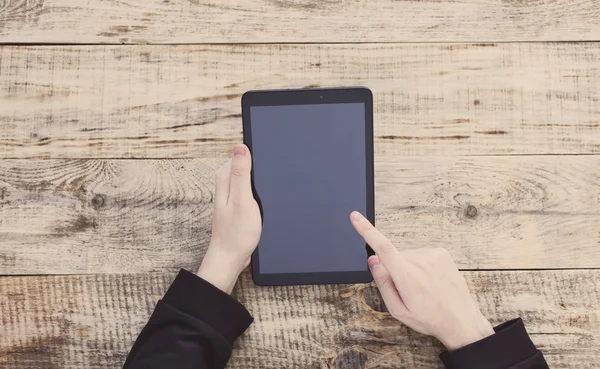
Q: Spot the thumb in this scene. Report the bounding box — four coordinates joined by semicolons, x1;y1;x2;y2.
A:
368;256;408;318
228;144;253;204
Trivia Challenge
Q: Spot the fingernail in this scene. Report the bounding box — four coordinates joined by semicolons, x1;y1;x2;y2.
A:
233;145;246;157
352;211;363;222
368;257;380;270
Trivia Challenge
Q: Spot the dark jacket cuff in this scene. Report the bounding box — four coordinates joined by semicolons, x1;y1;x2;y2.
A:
162;269;254;346
440;319;538;369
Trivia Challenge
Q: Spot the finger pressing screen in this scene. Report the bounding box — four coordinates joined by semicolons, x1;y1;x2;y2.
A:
229;144;254;204
350;211;404;275
350;212;398;257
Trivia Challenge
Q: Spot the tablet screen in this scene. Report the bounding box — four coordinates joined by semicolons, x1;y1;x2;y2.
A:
250;103;369;275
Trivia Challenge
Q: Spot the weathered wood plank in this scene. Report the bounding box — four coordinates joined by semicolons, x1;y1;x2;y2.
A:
0;0;599;44
1;43;599;158
0;270;598;369
1;156;599;274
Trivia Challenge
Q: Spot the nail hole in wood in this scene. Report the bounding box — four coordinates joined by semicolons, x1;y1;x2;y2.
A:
465;205;478;218
91;194;105;210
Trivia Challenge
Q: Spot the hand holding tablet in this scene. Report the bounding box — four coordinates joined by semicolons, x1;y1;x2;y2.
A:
129;88;546;369
197;144;262;294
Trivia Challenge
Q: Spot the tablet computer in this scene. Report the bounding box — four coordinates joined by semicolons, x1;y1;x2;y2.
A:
242;87;374;286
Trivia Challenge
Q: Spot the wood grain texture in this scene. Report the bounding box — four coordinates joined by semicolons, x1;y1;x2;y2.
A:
2;156;600;274
1;43;600;159
0;159;218;274
0;270;599;369
0;0;600;43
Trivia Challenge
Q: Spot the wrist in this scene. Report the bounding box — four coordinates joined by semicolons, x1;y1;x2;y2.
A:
439;314;495;351
197;249;245;294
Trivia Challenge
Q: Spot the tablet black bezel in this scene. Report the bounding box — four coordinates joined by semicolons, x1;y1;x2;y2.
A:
241;87;374;286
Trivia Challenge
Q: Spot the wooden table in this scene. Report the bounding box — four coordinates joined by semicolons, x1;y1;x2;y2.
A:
1;1;599;368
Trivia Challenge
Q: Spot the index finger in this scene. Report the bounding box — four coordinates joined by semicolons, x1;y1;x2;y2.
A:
350;211;402;267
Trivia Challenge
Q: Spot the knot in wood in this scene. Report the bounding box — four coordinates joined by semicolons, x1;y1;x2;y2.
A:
91;194;105;210
465;205;478;218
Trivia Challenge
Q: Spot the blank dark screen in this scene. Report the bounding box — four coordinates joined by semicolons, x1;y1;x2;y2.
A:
250;103;368;274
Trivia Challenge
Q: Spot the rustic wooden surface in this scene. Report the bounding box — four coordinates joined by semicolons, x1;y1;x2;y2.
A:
1;0;600;368
1;43;600;158
1;0;600;44
1;270;599;369
1;156;600;274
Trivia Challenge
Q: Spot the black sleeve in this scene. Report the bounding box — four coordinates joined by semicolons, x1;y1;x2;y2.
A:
123;269;253;369
440;319;549;369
